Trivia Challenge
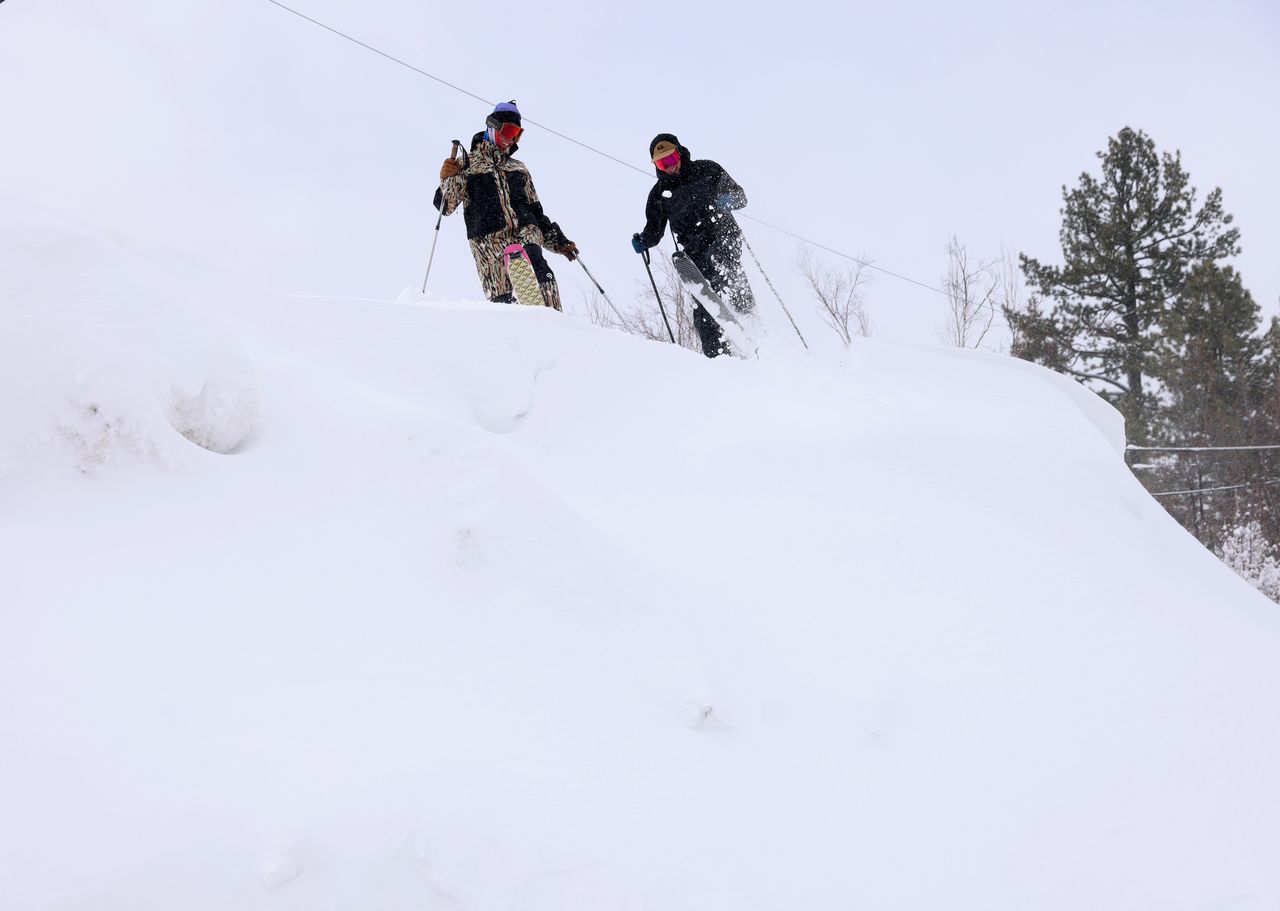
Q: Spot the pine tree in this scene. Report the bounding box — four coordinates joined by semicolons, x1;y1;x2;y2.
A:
1248;313;1280;543
1152;263;1269;539
1260;314;1280;433
1008;127;1240;440
1159;263;1265;442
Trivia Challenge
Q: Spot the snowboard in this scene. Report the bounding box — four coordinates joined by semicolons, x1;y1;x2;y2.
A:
671;251;756;357
504;243;546;308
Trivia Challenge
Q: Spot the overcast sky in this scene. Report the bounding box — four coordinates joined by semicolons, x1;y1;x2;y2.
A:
3;0;1277;349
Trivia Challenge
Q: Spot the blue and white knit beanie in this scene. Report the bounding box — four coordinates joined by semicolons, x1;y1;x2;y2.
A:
487;101;521;127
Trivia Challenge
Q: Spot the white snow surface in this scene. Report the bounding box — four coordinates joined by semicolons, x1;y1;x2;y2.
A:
3;206;1280;910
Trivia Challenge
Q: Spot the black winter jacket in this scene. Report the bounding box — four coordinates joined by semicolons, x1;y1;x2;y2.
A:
638;134;747;259
433;132;571;253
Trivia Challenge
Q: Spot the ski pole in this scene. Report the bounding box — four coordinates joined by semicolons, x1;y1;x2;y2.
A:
420;139;461;295
710;210;808;350
637;236;676;344
739;231;808;349
574;255;627;324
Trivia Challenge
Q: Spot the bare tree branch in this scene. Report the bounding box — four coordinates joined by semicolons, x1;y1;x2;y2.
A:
578;253;702;353
939;235;1002;348
795;246;873;347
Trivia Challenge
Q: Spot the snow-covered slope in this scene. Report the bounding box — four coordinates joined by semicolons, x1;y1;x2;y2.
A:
3;207;1279;910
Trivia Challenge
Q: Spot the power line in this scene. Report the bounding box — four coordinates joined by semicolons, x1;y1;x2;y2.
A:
1127;444;1280;453
739;215;946;296
1151;478;1280;498
263;0;652;176
262;0;948;298
263;0;490;105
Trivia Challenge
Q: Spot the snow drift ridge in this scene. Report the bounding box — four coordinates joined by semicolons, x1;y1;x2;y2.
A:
2;210;1279;911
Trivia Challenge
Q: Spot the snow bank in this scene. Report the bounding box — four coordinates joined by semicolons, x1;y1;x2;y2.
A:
0;206;258;477
2;209;1278;910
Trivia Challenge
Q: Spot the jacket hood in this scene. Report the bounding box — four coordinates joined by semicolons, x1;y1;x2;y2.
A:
649;132;691;178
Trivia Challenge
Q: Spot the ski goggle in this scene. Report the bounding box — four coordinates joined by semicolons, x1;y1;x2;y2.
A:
489;122;523;144
654;149;681;172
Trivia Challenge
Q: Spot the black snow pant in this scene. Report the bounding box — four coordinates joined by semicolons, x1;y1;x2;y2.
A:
689;238;754;358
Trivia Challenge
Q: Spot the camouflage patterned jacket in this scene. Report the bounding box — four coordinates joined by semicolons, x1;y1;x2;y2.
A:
433;133;572;254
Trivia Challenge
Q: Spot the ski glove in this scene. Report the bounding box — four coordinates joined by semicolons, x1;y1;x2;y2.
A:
631;234;646;254
713;193;734;213
440;158;462;181
562;241;579;262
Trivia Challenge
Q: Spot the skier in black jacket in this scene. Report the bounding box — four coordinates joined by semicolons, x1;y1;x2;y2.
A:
435;101;577;310
632;133;753;357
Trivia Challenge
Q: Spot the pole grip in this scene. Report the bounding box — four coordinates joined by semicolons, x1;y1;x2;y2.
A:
453;138;470;170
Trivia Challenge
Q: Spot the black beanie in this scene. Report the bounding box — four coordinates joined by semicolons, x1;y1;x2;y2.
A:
649;132;680;158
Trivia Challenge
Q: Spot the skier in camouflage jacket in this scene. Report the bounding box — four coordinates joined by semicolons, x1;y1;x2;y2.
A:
632;132;754;356
434;101;578;311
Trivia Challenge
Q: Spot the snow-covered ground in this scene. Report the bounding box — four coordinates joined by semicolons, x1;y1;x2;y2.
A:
3;205;1279;910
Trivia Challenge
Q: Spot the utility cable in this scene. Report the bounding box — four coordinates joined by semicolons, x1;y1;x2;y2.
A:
265;0;652;176
1150;478;1280;498
264;0;489;104
263;0;948;299
1127;444;1280;453
739;215;946;296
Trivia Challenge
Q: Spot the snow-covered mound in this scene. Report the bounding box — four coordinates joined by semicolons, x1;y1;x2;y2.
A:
3;208;1279;910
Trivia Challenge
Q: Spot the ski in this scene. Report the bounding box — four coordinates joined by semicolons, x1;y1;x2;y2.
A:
503;243;546;308
672;251;756;357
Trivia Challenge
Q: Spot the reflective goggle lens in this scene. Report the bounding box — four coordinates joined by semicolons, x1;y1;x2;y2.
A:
656;150;680;172
495;122;523;142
